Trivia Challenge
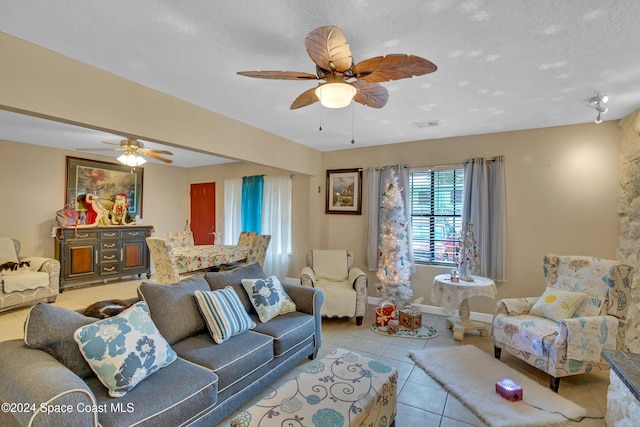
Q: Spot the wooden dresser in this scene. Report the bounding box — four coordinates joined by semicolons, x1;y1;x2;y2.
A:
55;225;153;291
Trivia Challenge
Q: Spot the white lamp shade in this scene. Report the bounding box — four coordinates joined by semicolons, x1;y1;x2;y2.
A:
117;153;147;166
315;82;357;108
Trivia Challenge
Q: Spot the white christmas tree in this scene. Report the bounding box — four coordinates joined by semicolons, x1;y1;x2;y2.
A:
376;169;413;306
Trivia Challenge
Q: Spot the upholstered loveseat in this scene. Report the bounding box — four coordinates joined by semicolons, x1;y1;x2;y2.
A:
0;263;324;426
0;238;59;312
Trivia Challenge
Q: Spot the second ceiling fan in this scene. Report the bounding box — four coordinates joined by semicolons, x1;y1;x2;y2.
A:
237;25;437;109
78;138;174;165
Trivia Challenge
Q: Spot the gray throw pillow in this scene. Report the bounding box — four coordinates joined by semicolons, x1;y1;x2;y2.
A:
204;263;267;314
24;303;96;379
138;274;210;345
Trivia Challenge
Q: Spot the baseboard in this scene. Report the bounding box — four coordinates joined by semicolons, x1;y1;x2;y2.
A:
367;296;493;324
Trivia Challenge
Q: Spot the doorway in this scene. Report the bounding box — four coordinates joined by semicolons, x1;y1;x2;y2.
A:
190;182;216;245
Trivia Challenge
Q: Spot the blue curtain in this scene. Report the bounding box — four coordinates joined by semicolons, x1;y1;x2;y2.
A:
241;175;264;233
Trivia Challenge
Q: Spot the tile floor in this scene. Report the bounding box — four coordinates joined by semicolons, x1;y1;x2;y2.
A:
0;279;608;426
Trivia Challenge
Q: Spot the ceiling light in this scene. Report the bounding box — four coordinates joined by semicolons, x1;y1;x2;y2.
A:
589;93;609;105
588;91;609;124
117;152;147;167
315;82;356;108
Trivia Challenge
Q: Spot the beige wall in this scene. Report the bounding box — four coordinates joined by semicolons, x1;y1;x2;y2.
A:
0;120;621;317
0;139;189;258
0;32;321;176
318;121;622;314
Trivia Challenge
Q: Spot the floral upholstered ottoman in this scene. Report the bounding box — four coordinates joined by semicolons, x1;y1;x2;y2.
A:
231;348;397;427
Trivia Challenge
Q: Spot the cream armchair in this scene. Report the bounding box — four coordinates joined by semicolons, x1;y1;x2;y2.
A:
0;238;59;312
492;254;633;392
300;250;367;326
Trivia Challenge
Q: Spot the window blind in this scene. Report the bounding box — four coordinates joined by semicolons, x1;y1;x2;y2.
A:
410;168;464;265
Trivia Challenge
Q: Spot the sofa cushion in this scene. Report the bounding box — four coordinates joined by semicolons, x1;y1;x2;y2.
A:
204;262;267;313
74;302;177;397
251;311;315;357
138;275;210;345
0;237;18;264
530;287;586;321
173;331;273;393
241;276;297;322
24;303;95;379
2;271;50;293
194;287;256;343
312;249;349;281
88;357;218;426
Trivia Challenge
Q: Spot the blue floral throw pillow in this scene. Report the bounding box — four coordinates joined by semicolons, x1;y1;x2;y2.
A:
73;302;177;397
194;287;256;344
241;276;296;323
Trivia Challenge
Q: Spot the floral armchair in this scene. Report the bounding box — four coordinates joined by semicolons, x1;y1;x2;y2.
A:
492;254;633;392
0;238;60;312
300;250;367;326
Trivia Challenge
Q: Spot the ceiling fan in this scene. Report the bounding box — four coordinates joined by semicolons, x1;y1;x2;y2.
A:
78;138;174;165
237;25;437;109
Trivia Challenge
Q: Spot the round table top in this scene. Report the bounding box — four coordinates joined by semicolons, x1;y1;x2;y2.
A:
432;273;497;309
433;273;495;288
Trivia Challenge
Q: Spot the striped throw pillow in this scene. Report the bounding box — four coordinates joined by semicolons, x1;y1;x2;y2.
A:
194;287;256;344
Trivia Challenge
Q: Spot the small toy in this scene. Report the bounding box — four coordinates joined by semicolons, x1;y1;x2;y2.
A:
495;378;523;401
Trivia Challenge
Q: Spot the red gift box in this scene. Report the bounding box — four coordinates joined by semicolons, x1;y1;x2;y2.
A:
495;378;523;402
375;302;396;327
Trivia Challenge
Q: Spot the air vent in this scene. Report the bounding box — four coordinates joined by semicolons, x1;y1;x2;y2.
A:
412;120;440;128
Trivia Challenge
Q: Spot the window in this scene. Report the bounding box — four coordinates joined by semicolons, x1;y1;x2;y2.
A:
410;167;464;265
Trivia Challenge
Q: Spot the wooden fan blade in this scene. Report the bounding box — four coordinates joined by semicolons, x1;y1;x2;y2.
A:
237;71;318;80
144;152;173;163
304;26;352;73
77;147;123;151
102;141;122;146
290;87;320;109
353;81;389;108
352;54;437;83
141;148;173;155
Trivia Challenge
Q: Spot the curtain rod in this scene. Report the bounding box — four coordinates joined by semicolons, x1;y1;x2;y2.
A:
373;156;501;171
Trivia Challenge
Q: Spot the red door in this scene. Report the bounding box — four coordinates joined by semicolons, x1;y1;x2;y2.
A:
190;182;216;245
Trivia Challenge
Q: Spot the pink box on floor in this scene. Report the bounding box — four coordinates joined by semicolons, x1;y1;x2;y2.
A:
495;378;523;402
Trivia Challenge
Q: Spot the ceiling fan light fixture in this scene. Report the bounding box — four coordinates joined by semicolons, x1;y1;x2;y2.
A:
315;82;357;108
117;152;147;167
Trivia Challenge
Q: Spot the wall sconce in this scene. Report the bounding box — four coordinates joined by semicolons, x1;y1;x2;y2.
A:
589;92;609;124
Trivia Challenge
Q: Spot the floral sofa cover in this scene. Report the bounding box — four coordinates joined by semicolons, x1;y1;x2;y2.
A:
493;254;634;387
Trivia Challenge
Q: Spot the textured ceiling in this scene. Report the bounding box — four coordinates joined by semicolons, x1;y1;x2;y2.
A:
1;0;640;167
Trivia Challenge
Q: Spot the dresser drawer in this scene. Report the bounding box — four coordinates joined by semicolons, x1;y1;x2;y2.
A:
66;231;99;241
101;241;119;251
100;251;119;263
122;229;146;239
100;230;120;240
100;262;120;275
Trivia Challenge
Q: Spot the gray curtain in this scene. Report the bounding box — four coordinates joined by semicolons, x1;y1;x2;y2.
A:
462;156;507;282
365;164;414;272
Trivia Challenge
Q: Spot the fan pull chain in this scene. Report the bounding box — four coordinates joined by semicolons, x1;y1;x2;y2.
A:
318;105;323;131
350;104;355;144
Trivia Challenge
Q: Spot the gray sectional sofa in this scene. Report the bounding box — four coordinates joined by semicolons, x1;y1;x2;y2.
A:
0;263;324;426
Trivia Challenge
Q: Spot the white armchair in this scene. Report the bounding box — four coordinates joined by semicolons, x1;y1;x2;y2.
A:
0;238;59;312
300;250;368;326
492;254;633;392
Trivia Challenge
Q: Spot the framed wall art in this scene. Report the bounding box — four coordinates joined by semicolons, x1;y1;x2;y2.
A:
65;156;144;219
326;168;362;215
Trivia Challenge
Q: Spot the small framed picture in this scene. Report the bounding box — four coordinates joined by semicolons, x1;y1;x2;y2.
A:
326;168;362;215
